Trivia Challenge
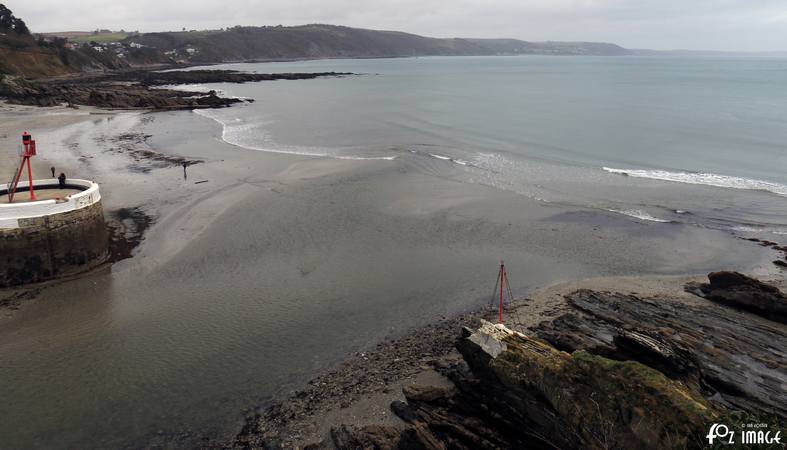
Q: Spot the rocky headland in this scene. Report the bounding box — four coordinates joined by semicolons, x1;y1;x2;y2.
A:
0;70;354;110
230;272;786;449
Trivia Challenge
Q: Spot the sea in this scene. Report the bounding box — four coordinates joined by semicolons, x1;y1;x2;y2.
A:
188;55;787;235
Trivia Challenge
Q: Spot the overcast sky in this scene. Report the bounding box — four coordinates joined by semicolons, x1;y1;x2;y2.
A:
7;0;787;52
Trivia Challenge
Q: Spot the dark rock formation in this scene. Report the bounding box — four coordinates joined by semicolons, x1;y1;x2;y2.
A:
538;289;787;419
332;321;722;449
687;271;787;324
113;70;353;86
0;75;243;109
330;278;786;450
0;70;353;109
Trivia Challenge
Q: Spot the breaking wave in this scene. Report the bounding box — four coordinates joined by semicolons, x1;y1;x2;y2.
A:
603;167;787;198
194;108;396;160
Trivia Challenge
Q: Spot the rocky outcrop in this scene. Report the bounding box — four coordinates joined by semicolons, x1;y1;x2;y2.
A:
0;70;353;109
686;271;787;324
330;277;786;450
332;322;725;450
538;289;787;419
113;70;353;86
0;75;243;109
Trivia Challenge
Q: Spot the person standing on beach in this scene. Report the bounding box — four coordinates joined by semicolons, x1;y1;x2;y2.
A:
182;161;188;180
58;172;66;188
50;166;55;178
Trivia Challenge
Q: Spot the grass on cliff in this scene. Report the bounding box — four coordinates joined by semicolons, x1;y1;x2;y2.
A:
495;333;718;449
68;32;131;43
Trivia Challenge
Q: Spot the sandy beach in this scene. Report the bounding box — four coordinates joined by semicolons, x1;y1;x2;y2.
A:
0;102;783;449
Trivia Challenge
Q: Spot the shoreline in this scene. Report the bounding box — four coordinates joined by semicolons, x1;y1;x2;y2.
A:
1;99;785;449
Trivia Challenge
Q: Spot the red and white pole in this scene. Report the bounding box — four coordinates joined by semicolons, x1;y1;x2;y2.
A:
22;132;35;201
499;260;504;324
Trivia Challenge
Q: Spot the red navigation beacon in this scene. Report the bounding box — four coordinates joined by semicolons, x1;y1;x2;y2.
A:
7;131;38;202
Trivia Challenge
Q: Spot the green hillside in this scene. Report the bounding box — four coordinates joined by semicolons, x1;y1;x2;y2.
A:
129;24;630;63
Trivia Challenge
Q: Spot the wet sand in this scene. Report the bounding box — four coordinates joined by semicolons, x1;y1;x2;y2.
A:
0;105;782;449
0;102;111;177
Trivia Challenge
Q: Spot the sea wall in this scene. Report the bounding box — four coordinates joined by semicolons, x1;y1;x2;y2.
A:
0;180;108;287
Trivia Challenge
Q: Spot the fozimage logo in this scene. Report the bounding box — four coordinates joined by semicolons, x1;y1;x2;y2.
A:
706;422;782;446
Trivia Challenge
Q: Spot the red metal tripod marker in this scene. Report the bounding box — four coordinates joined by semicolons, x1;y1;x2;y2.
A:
495;260;513;324
8;131;37;203
499;260;504;323
489;260;520;328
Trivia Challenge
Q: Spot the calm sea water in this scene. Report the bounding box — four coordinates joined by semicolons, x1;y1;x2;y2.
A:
193;55;787;233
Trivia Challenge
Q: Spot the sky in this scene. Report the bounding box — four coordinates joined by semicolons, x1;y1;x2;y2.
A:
6;0;787;52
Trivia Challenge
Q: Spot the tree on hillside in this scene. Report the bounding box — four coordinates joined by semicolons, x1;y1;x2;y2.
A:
0;4;30;35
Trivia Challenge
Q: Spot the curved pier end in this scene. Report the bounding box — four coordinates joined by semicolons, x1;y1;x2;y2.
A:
0;179;109;287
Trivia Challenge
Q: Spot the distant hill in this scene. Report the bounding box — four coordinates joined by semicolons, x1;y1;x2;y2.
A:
41;30;135;44
2;4;632;79
127;25;630;63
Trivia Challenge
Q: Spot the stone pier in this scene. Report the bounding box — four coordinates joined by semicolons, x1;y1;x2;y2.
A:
0;179;108;287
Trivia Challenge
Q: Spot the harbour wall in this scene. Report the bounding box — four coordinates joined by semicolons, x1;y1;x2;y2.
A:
0;179;109;287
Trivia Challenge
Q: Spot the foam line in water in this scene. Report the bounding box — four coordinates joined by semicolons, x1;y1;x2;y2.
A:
607;209;672;223
603;167;787;198
427;153;471;167
731;225;787;235
194;108;396;160
335;155;398;161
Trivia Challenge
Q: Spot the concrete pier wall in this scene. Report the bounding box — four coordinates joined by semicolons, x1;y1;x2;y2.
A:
0;179;108;287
